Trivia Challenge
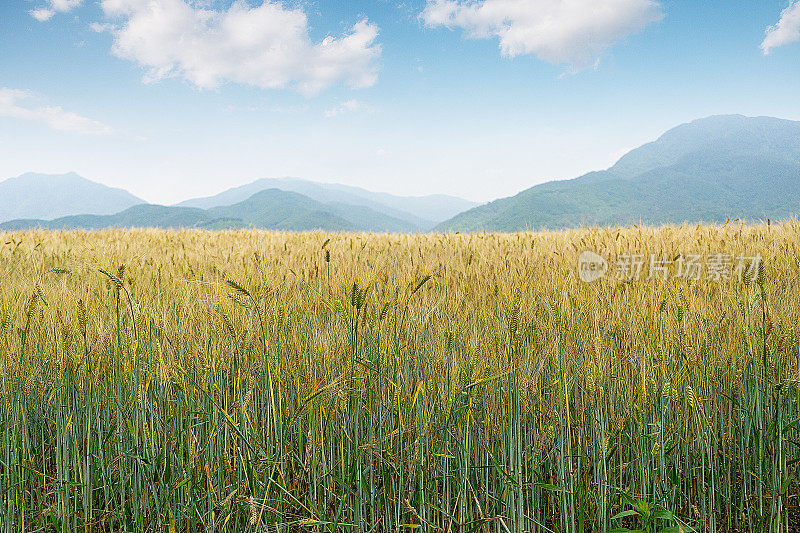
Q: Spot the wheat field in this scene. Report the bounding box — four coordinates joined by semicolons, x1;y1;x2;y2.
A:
1;224;799;532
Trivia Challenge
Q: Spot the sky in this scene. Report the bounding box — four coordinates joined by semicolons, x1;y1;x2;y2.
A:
1;0;799;205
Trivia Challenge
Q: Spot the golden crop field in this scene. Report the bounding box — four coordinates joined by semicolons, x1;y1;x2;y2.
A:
1;224;799;532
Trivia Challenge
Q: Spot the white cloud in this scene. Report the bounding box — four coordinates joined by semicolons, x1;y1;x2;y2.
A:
97;0;382;96
30;0;83;20
30;8;56;21
324;99;374;118
762;1;800;54
0;88;115;136
421;0;663;68
89;21;115;32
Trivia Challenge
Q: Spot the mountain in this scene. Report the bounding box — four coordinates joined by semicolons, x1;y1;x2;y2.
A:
177;177;478;227
0;189;416;232
437;115;800;232
0;172;145;223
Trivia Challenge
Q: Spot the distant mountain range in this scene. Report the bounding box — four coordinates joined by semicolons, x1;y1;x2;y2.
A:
0;176;476;232
3;114;799;233
177;177;476;226
438;115;800;231
0;189;406;232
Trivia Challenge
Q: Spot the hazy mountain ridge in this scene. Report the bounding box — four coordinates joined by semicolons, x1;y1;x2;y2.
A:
0;189;416;232
178;177;478;226
437;115;800;231
0;173;475;232
0;172;145;222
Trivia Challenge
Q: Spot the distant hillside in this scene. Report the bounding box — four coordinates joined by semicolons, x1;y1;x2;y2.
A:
208;189;413;232
0;172;144;222
437;115;800;232
0;205;223;231
177;177;478;227
0;189;418;232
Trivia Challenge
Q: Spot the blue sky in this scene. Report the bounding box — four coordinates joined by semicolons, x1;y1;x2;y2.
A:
1;0;799;204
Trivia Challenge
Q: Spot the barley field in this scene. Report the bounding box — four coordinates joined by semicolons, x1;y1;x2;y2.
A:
1;224;799;532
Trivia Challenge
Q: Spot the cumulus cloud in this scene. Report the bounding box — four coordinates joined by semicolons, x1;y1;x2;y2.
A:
96;0;382;96
762;1;800;54
421;0;663;68
29;0;83;20
0;88;115;136
324;99;374;118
